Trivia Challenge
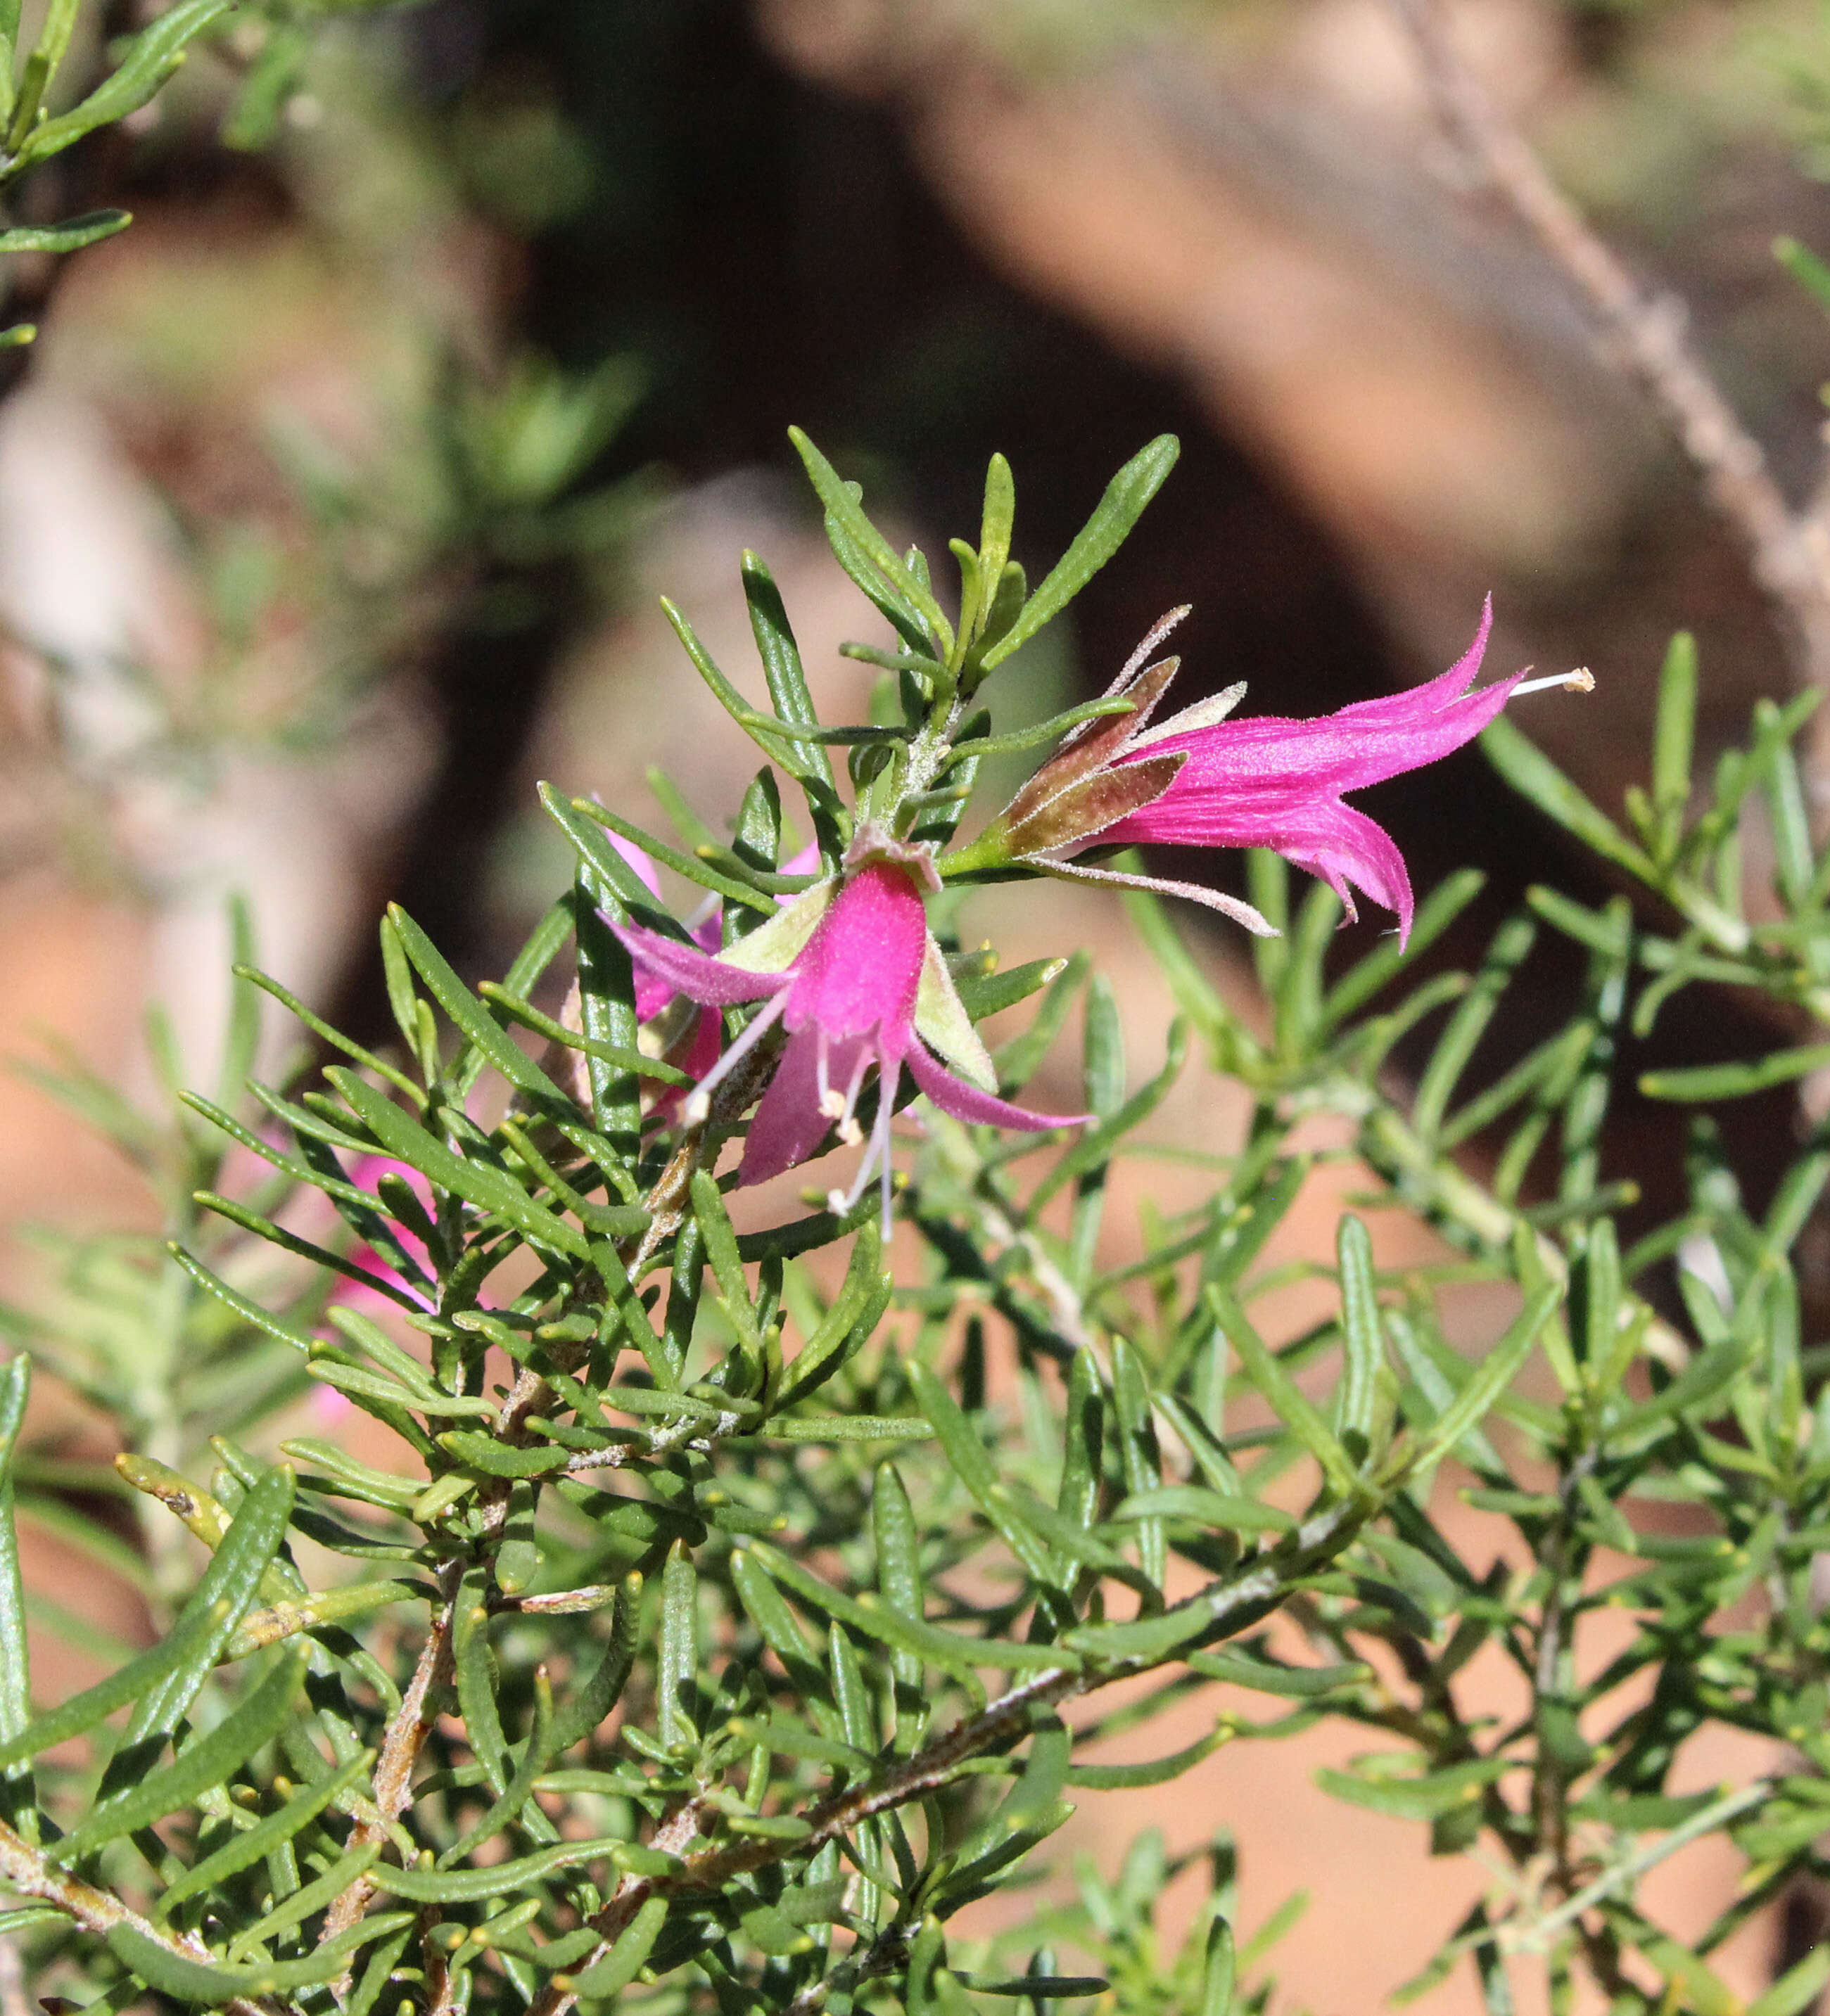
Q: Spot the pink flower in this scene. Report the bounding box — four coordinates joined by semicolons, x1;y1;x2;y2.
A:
610;834;724;1096
333;1156;440;1311
962;601;1585;947
612;834;824;1106
612;839;1084;1213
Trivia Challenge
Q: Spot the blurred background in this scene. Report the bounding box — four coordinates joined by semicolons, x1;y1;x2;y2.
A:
7;0;1830;2005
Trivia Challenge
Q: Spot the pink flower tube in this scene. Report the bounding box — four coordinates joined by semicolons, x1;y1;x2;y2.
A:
961;600;1587;948
614;847;1084;1213
1096;602;1520;943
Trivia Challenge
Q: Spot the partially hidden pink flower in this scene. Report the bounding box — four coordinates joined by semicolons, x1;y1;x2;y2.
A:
968;600;1587;947
611;833;824;1106
611;838;1086;1213
610;834;723;1096
333;1156;441;1312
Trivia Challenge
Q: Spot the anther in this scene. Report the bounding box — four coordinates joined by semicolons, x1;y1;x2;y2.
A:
1513;668;1595;696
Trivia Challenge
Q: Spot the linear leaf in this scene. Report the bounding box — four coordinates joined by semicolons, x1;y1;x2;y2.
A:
53;1646;309;1861
746;1540;1073;1674
1412;1284;1562;1472
561;1894;669;1997
328;1069;589;1259
1205;1285;1355;1495
981;435;1179;672
0;1467;294;1769
369;1835;624;1902
153;1747;372;1918
0;1355;30;1766
789;428;953;656
0;208;129;253
106;1912;415;2004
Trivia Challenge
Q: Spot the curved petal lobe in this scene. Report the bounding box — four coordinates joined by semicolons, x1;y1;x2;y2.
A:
614;922;786;1008
906;1041;1090;1132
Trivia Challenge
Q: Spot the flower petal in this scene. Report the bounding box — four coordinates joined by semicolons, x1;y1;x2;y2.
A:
905;1040;1088;1133
1268;798;1416;943
1112;604;1516;804
739;1026;870;1186
613;922;786;1008
1329;596;1493;730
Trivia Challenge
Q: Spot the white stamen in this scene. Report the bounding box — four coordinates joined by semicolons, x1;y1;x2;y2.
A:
831;1061;899;1221
1513;668;1594;696
832;1045;871;1145
816;1028;840;1117
682;990;788;1125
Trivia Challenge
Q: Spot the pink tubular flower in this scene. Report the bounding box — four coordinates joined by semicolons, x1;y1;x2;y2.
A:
967;600;1587;947
612;839;1084;1213
611;834;724;1095
334;1156;441;1311
611;834;824;1106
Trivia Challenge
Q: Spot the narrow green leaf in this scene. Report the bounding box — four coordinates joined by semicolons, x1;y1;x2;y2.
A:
1653;631;1698;818
440;1666;554;1865
875;1462;925;1734
980;435;1180;672
977;452;1016;620
1481;717;1653;879
1412;1284;1562;1473
53;1647;309;1861
746;1540;1074;1673
777;1220;889;1406
1069;1724;1231;1788
1411;916;1536;1141
560;1894;669;1997
1748;1941;1830;2016
328;1069;589;1259
907;1362;1055;1585
0;1356;30;1760
1;1467;293;1769
760;1414;932;1442
369;1836;623;1903
234;964;424;1104
1316;1755;1509;1821
1108;1488;1292;1534
659;1542;698;1750
1335;1216;1380;1445
1323;870;1485;1026
742;549;838;798
25;0;235;160
224;1580;417;1660
0;209;130;255
153;1748;373;1918
224;1837;381;1963
789;427;953;656
546;1574;642;1756
1205;1286;1356;1495
1640;1042;1830;1102
1777;234;1830;314
106;1913;417;2005
453;1564;510;1794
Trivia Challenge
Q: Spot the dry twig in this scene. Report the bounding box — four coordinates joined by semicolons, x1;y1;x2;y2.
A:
1389;0;1830;784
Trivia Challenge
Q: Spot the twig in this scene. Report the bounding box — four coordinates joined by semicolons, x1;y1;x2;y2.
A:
523;1491;1372;2016
0;1818;281;2016
319;1559;463;1954
1388;0;1830;770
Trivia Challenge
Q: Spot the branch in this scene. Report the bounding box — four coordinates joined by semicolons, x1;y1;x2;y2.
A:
0;1817;281;2016
523;1491;1373;2016
319;1559;463;1954
1388;0;1830;700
